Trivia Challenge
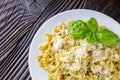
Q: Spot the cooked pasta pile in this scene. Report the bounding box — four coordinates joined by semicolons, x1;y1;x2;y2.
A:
36;22;120;80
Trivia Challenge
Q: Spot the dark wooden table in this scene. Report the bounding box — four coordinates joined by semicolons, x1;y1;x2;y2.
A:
0;0;120;80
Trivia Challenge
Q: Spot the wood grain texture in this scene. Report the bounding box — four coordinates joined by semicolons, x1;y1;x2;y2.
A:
0;0;120;80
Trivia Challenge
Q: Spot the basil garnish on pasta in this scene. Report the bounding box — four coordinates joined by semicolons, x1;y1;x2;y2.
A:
96;29;120;46
86;32;96;43
69;20;87;39
69;17;120;46
87;17;98;32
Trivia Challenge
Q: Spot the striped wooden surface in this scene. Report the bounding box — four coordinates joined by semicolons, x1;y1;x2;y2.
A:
0;0;120;80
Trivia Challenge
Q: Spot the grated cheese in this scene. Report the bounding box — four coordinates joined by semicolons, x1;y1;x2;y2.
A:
53;37;65;51
103;69;109;75
114;54;119;59
92;50;101;57
76;48;88;58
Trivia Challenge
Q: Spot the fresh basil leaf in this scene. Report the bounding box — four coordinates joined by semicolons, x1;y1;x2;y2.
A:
76;20;88;30
69;29;86;39
119;39;120;42
69;20;87;39
87;17;98;32
86;32;96;43
96;29;120;46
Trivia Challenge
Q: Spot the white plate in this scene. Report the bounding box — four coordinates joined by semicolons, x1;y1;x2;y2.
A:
29;9;120;80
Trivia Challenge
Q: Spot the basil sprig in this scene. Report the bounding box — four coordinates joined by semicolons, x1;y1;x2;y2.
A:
68;17;120;46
